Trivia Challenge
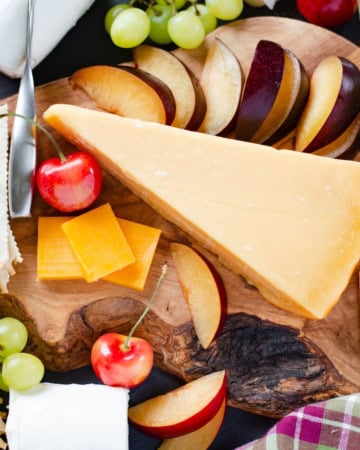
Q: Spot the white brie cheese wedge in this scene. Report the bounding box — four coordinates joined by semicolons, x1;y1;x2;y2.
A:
0;0;96;78
6;383;129;450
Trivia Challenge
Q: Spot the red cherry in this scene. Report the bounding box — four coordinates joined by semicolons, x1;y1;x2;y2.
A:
91;264;167;389
36;152;102;212
297;0;357;28
91;333;154;389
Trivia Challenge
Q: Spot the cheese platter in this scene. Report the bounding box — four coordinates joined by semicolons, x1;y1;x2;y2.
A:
2;15;360;422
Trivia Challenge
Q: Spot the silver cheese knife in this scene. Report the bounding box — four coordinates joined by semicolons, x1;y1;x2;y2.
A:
8;0;36;218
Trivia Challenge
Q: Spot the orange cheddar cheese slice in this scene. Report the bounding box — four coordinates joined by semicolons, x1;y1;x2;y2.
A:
37;216;83;280
37;215;161;290
103;218;161;291
61;203;135;282
43;104;360;319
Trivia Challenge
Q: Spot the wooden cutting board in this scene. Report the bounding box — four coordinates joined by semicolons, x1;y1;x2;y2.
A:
2;17;360;419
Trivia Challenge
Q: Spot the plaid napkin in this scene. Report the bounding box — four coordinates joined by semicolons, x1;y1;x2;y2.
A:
236;393;360;450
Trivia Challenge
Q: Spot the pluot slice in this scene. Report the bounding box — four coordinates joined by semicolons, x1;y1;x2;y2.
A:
69;65;176;125
235;40;285;142
128;370;227;439
263;50;309;144
268;57;309;145
158;398;226;450
197;38;242;136
313;111;360;159
295;55;360;152
134;45;206;130
170;243;227;349
236;40;309;144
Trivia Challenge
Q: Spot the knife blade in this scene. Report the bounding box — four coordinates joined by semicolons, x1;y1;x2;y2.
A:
8;0;36;218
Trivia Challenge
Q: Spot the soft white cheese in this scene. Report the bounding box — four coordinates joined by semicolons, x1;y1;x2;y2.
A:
0;104;22;292
6;383;129;450
0;0;96;78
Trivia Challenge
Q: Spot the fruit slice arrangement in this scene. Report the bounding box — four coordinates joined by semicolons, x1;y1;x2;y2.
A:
128;370;227;438
295;55;360;155
133;45;207;130
69;35;360;160
236;39;309;144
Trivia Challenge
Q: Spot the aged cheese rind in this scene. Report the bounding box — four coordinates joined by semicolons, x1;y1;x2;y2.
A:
43;104;360;319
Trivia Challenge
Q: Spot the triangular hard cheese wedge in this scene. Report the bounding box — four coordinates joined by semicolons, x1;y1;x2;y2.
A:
43;104;360;320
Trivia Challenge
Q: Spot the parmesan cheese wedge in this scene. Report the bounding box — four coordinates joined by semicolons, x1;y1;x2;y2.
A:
43;104;360;320
0;0;95;78
0;104;22;293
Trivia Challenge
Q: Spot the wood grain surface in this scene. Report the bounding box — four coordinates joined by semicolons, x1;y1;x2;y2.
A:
2;17;360;418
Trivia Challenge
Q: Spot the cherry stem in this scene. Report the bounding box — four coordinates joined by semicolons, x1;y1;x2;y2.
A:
122;263;167;351
0;112;67;162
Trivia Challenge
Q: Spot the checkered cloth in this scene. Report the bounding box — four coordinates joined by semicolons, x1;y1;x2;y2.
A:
236;394;360;449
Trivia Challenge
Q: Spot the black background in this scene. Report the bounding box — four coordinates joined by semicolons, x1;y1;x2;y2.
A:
0;1;359;449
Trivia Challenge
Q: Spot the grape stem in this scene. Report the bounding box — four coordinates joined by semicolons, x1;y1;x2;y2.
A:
0;112;67;162
122;263;168;352
192;1;200;15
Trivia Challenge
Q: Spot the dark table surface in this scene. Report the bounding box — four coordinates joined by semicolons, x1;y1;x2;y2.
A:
1;1;359;449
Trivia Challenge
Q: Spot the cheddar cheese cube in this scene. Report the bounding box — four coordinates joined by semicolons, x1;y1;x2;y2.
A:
37;216;83;280
37;213;161;291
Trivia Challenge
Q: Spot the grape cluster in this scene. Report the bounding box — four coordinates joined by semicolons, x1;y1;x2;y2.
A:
105;0;244;50
0;317;44;392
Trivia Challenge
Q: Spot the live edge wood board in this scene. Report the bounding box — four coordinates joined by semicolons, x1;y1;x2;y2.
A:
2;17;360;419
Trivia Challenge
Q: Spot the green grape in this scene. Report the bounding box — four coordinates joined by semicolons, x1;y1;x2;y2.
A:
110;7;151;48
157;0;187;8
205;0;244;20
147;4;173;45
0;317;28;362
174;0;187;8
104;4;131;35
2;352;45;391
168;10;205;49
187;4;217;34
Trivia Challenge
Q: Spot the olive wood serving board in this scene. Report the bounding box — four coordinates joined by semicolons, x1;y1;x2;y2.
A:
2;17;360;418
